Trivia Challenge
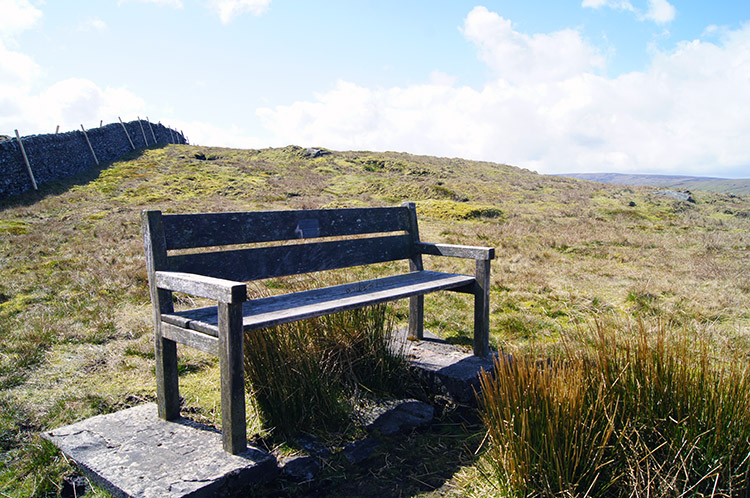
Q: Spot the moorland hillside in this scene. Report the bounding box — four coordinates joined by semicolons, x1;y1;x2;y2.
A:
1;144;748;496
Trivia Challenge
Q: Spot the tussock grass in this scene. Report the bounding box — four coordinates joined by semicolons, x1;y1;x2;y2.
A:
244;302;410;436
477;315;750;497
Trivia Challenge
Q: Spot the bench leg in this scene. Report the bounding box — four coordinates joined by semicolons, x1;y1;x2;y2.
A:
155;334;180;420
218;302;247;454
408;295;424;340
154;287;180;420
473;259;491;357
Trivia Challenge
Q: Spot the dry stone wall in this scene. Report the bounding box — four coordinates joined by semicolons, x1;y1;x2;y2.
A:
0;120;185;199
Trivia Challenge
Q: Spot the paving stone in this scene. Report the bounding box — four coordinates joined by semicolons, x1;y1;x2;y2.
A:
294;434;332;459
360;399;434;436
43;403;277;498
395;328;503;404
342;437;381;464
280;455;319;481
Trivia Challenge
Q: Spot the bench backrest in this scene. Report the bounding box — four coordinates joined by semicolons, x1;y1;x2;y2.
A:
143;204;422;282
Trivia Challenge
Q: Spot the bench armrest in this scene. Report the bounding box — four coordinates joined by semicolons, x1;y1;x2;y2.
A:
155;271;247;304
416;242;495;261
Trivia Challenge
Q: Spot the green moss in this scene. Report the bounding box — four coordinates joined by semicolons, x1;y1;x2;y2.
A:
0;220;30;235
71;148;267;205
0;293;41;320
416;199;502;221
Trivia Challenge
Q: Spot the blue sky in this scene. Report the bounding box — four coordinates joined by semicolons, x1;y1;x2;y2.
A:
2;0;749;178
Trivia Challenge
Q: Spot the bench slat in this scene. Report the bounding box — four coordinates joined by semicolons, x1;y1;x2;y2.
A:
161;321;218;355
162;271;475;336
162;206;411;250
167;234;413;282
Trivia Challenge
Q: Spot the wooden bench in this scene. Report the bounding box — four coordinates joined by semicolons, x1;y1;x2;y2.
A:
141;202;494;454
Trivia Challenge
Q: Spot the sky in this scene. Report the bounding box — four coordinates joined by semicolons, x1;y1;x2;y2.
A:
1;0;749;178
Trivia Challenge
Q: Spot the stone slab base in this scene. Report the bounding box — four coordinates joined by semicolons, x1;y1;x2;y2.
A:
42;403;277;498
396;328;501;404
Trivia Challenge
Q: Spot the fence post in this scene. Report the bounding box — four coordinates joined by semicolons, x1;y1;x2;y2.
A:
119;117;136;150
168;128;175;144
14;130;38;191
146;117;157;144
137;116;149;146
80;125;100;166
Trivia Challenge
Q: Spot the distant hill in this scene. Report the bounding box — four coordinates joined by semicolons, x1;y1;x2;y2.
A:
557;173;750;195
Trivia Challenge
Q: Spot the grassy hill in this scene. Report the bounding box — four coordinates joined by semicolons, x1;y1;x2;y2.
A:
1;144;749;496
559;172;750;195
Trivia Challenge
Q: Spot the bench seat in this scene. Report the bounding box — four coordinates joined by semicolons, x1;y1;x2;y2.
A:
161;271;475;351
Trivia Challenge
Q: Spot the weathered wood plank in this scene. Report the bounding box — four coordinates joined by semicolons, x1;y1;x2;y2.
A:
218;302;246;454
402;202;425;340
167;235;413;282
161;321;219;355
141;210;180;420
417;242;495;261
473;259;491;357
155;271;247;304
162;271;475;334
162;206;412;250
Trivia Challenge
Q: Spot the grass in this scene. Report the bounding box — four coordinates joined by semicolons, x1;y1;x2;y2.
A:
475;315;750;497
0;143;748;496
244;300;411;437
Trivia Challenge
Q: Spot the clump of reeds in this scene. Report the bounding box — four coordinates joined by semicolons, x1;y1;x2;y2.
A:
243;303;409;436
478;315;750;497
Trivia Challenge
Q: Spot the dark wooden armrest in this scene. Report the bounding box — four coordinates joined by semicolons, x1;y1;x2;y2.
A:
416;242;495;261
155;271;247;304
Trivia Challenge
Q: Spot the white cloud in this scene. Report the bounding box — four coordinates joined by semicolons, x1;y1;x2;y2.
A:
0;0;42;38
0;1;154;136
39;79;147;129
461;6;605;84
166;118;265;149
207;0;271;24
644;0;675;24
0;1;41;94
0;39;41;85
582;0;675;24
1;77;148;134
116;0;271;23
581;0;636;14
257;13;750;178
117;0;183;8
